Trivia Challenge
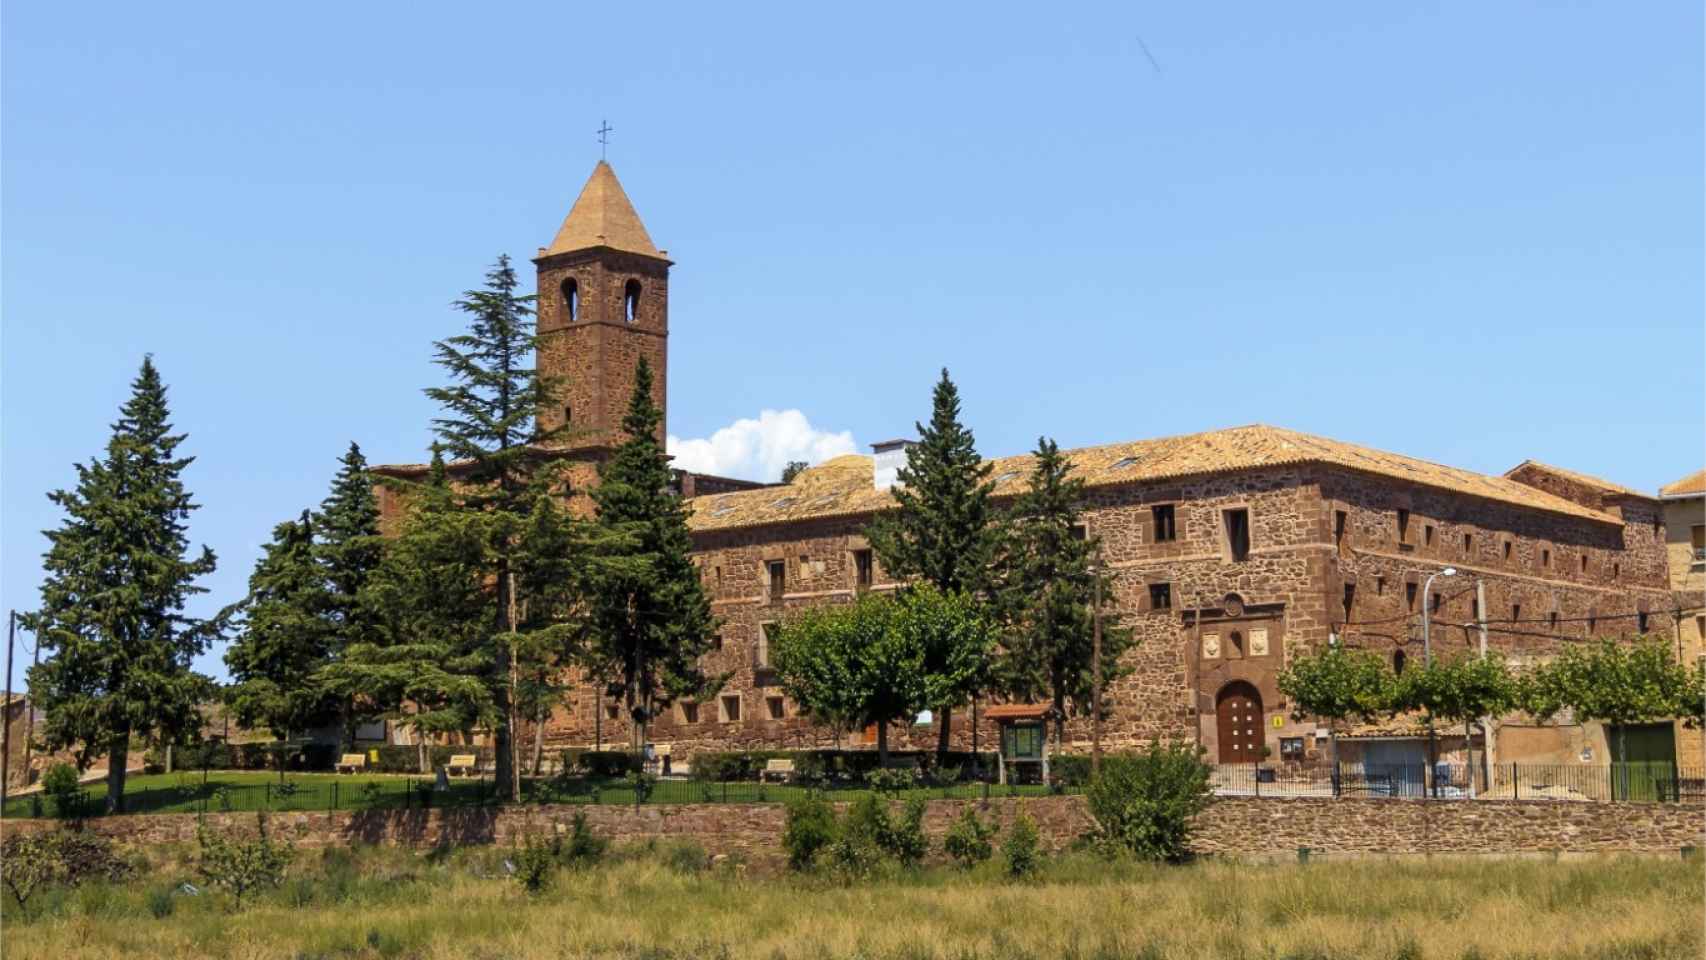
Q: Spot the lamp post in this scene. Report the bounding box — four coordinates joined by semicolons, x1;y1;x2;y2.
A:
1419;567;1456;795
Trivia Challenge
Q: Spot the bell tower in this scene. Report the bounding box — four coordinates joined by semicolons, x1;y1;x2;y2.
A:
534;161;670;452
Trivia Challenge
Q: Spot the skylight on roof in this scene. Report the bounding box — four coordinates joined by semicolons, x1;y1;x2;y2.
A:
995;471;1022;483
1110;457;1140;469
772;497;796;509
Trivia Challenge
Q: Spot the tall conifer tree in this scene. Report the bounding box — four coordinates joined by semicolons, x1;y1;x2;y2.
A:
23;357;218;813
586;358;722;751
991;437;1133;744
225;511;339;740
421;255;563;800
315;442;385;747
865;368;999;755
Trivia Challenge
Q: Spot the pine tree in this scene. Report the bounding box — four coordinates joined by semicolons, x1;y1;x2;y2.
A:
318;448;497;773
315;442;385;748
991;437;1133;744
22;357;218;813
865;368;999;756
586;358;722;751
225;511;339;740
421;255;563;800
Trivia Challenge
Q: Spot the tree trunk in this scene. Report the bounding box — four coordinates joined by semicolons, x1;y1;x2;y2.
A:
105;734;128;815
493;561;517;803
877;719;890;767
936;706;952;760
1053;689;1067;747
531;706;546;776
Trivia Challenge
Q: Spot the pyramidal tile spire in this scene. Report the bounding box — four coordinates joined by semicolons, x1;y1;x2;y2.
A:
543;161;662;259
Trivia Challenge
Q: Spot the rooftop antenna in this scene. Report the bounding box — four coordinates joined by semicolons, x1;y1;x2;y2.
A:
597;119;614;161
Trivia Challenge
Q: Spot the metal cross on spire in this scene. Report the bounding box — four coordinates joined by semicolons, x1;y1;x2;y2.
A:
597;120;614;160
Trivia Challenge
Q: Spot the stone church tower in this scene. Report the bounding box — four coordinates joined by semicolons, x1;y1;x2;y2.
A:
534;161;670;453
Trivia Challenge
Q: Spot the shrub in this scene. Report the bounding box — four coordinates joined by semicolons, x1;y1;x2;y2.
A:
884;796;930;868
625;771;656;803
3;829;134;911
196;812;296;910
829;797;886;880
41;763;84;819
1002;811;1041;879
1050;754;1092;787
661;840;709;874
512;836;557;894
563;811;608;867
865;767;917;795
563;749;641;778
943;806;995;868
1085;744;1212;862
782;793;836;871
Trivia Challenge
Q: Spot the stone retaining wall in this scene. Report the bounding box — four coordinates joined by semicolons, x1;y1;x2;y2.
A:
3;796;1699;862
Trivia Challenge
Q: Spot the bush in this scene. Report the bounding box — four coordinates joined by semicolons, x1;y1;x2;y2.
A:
1002;811;1041;880
689;749;996;783
885;796;930;868
2;829;131;910
830;794;888;879
943;806;995;868
865;767;917;795
41;763;86;819
782;793;837;871
563;811;608;867
512;836;557;894
196;812;296;910
1050;754;1092;787
1085;744;1212;862
661;840;709;874
562;749;641;778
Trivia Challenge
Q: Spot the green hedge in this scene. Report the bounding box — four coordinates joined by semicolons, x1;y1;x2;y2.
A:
159;741;494;774
688;749;996;783
561;749;643;777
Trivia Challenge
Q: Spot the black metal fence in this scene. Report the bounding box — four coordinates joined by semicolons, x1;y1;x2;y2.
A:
1208;762;1706;803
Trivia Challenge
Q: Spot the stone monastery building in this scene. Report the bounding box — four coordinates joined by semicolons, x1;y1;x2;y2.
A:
379;162;1682;769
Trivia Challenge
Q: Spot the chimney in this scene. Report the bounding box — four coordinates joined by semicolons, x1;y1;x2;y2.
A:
871;439;915;491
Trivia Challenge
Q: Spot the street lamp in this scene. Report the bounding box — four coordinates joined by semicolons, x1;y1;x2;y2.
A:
1420;567;1458;666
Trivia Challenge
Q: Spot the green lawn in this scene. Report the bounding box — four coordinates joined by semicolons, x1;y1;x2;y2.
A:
2;770;1061;818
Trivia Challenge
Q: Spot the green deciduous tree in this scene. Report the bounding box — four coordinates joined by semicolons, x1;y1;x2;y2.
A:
992;437;1133;744
866;369;1000;755
22;357;218;813
1522;638;1695;766
585;358;721;752
771;592;927;764
1084;744;1212;863
1278;645;1398;768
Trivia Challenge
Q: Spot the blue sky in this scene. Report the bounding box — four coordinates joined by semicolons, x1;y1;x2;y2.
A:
4;3;1701;684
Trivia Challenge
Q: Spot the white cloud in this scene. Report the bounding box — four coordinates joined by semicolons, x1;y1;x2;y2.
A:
667;410;857;483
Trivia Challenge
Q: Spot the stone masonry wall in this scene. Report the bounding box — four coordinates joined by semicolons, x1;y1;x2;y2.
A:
6;796;1699;863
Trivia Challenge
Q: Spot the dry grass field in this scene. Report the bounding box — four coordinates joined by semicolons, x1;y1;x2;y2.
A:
2;843;1701;960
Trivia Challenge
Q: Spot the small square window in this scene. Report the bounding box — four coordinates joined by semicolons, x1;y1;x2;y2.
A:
1069;523;1088;542
680;701;699;724
1153;505;1177;542
1148;582;1172;611
767;696;786;720
720;695;742;723
605;703;620;721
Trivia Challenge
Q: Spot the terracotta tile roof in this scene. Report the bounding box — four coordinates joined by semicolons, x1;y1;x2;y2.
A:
1504;460;1651;500
983;703;1059;721
685;424;1620;533
1660;469;1706;498
539;161;663;260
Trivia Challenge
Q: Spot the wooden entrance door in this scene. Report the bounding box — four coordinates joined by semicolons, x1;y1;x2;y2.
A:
1216;682;1264;763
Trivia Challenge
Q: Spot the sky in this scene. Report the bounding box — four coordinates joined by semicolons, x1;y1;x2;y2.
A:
4;3;1702;686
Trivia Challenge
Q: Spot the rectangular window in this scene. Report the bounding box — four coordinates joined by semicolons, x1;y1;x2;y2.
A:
1503;541;1513;562
1463;532;1473;555
1638;612;1649;633
1069;523;1088;542
1470;593;1480;620
1396;509;1410;543
1149;582;1172;611
1431;592;1442;614
715;565;723;585
1224;509;1251;562
1541;548;1551;569
1580;554;1588;574
1375;576;1386;597
756;622;777;667
712;633;726;651
1153;505;1178;542
1512;603;1522;624
1406;582;1418;611
1424;524;1435;547
768;560;785;601
853;549;873;589
720;695;742;723
1334;510;1347;546
1342;584;1355;621
1692;525;1706;564
680;701;699;724
766;696;786;720
1548;611;1559;630
605;703;620;721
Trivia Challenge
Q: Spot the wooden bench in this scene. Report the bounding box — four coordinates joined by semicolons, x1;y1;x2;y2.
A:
446;754;478;777
761;758;795;783
336;753;367;774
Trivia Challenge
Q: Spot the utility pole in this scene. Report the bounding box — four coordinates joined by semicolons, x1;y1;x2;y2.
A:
22;631;38;788
1091;563;1104;777
1475;579;1491;797
2;610;14;804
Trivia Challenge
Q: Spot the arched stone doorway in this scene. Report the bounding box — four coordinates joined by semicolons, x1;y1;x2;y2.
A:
1216;681;1264;763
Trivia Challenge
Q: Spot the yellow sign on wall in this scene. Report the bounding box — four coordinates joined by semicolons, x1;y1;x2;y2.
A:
1271;715;1284;729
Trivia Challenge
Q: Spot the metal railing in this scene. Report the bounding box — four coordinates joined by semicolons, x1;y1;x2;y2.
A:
1208;762;1706;803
